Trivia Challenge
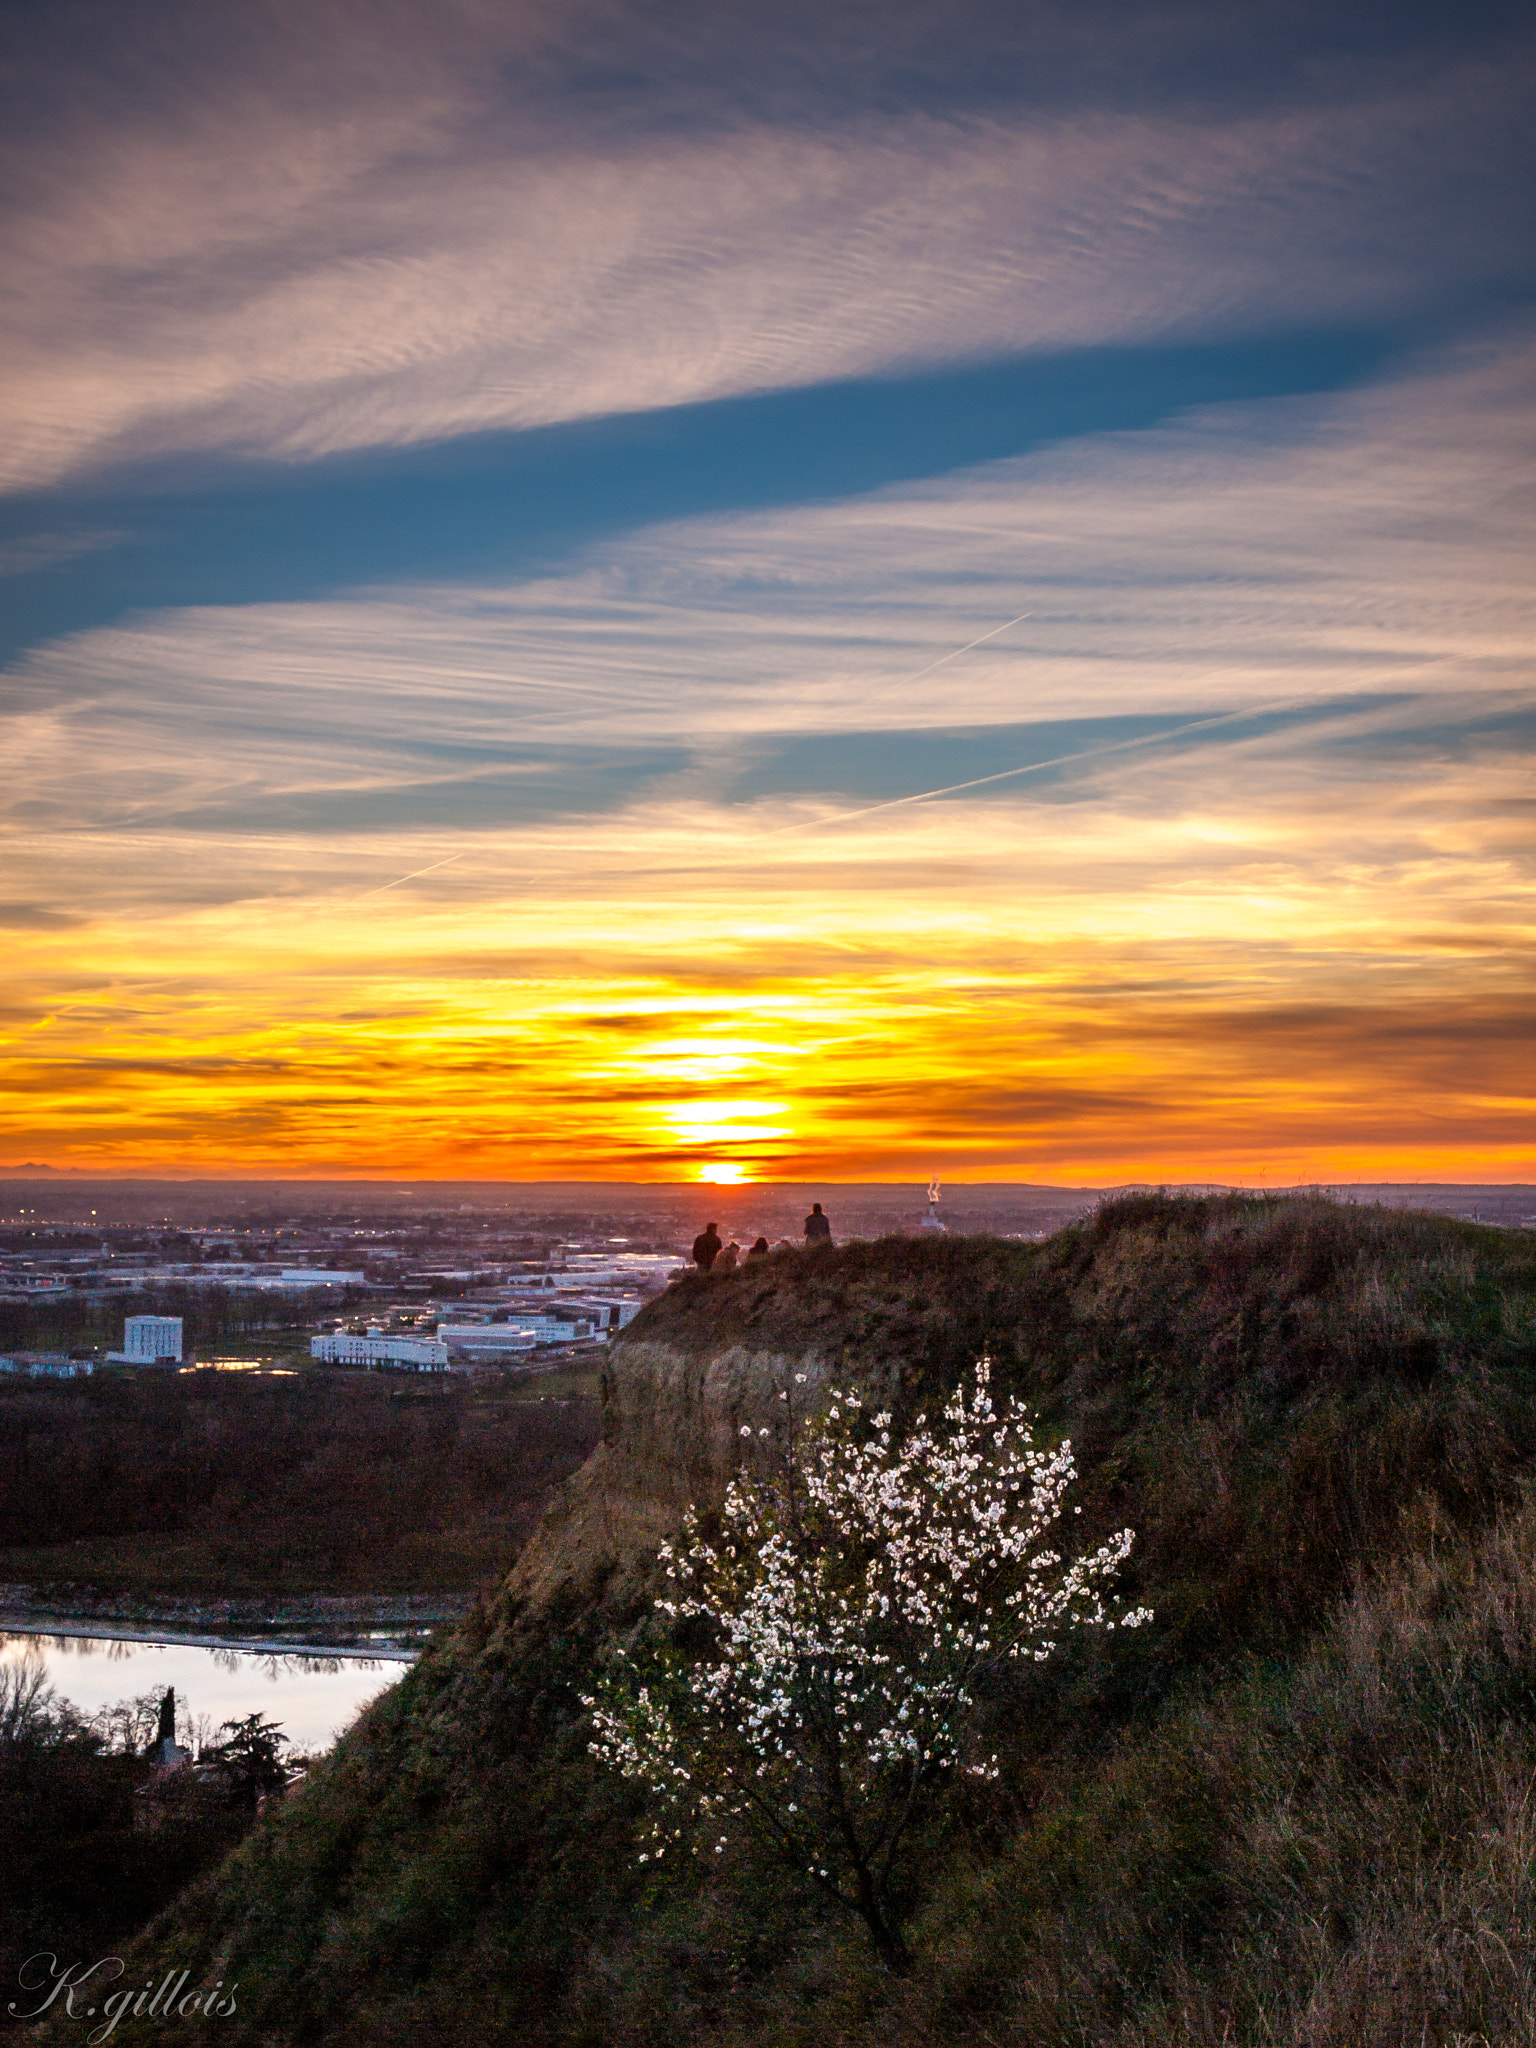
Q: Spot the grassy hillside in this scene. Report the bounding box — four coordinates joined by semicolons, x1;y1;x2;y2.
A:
84;1196;1536;2046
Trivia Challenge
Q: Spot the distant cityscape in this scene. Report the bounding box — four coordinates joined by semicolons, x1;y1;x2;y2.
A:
0;1206;694;1380
2;1180;1532;1383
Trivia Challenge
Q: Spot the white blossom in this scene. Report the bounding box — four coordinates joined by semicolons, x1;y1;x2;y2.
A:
585;1358;1148;1963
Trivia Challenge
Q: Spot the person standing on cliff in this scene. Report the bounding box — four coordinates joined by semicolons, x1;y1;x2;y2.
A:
803;1202;832;1246
692;1222;723;1271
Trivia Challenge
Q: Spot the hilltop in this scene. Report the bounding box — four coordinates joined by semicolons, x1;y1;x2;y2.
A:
97;1195;1536;2047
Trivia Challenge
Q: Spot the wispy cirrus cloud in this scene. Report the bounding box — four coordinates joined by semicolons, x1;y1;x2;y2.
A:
3;327;1530;871
1;0;1531;489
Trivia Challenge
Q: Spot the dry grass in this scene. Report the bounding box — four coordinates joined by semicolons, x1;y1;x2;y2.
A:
77;1196;1536;2048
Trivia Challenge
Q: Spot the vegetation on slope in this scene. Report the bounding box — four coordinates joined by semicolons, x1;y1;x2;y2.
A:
0;1369;598;1601
1;1664;260;1997
80;1195;1536;2047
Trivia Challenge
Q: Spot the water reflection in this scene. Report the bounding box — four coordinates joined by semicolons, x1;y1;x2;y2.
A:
30;1631;143;1662
15;1634;378;1679
213;1647;368;1677
0;1630;400;1753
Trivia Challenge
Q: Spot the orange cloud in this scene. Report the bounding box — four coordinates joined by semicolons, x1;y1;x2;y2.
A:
2;774;1531;1181
3;342;1531;1184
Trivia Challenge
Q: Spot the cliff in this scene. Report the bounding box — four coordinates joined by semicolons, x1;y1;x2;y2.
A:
97;1197;1536;2048
502;1338;827;1613
503;1233;1031;1612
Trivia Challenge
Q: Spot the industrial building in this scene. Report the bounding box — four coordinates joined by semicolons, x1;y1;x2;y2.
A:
310;1329;449;1371
106;1314;184;1365
0;1353;93;1378
434;1323;540;1356
437;1295;643;1356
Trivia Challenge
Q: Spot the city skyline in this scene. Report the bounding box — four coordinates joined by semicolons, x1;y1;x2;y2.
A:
2;0;1533;1185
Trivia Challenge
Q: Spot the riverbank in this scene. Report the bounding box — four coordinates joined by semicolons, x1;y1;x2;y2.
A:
0;1582;460;1655
0;1616;421;1661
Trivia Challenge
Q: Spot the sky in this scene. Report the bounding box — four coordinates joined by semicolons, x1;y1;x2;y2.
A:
1;0;1533;1186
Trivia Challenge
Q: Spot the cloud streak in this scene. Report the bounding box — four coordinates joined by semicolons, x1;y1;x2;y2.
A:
2;14;1532;487
4;328;1530;868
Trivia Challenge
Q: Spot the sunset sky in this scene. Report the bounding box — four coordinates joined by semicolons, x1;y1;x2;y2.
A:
2;0;1532;1185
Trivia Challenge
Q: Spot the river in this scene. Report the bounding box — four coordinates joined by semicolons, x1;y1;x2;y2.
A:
1;1626;409;1754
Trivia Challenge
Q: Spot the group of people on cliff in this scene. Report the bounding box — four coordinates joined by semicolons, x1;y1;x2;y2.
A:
690;1203;832;1273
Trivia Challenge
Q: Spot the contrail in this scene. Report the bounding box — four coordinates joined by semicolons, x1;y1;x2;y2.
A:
776;695;1322;834
348;617;1040;892
357;851;467;900
894;610;1035;688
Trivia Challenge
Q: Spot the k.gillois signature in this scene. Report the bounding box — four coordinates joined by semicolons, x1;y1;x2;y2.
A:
9;1954;238;2041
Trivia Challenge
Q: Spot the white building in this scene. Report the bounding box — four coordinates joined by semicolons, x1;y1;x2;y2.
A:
440;1314;590;1346
510;1315;596;1344
108;1314;184;1365
280;1268;366;1285
435;1293;643;1356
310;1329;449;1371
435;1324;538;1356
586;1296;645;1330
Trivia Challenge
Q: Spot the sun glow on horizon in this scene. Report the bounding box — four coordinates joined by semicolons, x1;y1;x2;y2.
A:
0;330;1530;1187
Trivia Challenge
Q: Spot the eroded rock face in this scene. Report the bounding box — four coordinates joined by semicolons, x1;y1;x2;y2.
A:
497;1233;1044;1620
505;1340;833;1614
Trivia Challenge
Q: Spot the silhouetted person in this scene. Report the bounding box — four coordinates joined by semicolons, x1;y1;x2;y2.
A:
745;1236;770;1260
692;1222;723;1271
803;1202;832;1245
716;1241;740;1271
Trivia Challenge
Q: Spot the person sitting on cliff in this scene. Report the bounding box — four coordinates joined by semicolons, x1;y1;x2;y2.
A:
745;1236;770;1260
716;1240;740;1271
803;1202;833;1246
692;1222;723;1271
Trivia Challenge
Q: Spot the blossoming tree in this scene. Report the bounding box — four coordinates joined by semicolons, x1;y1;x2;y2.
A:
585;1359;1150;1966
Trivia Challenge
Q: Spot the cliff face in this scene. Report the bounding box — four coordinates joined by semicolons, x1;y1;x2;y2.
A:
504;1338;832;1611
501;1230;1048;1614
